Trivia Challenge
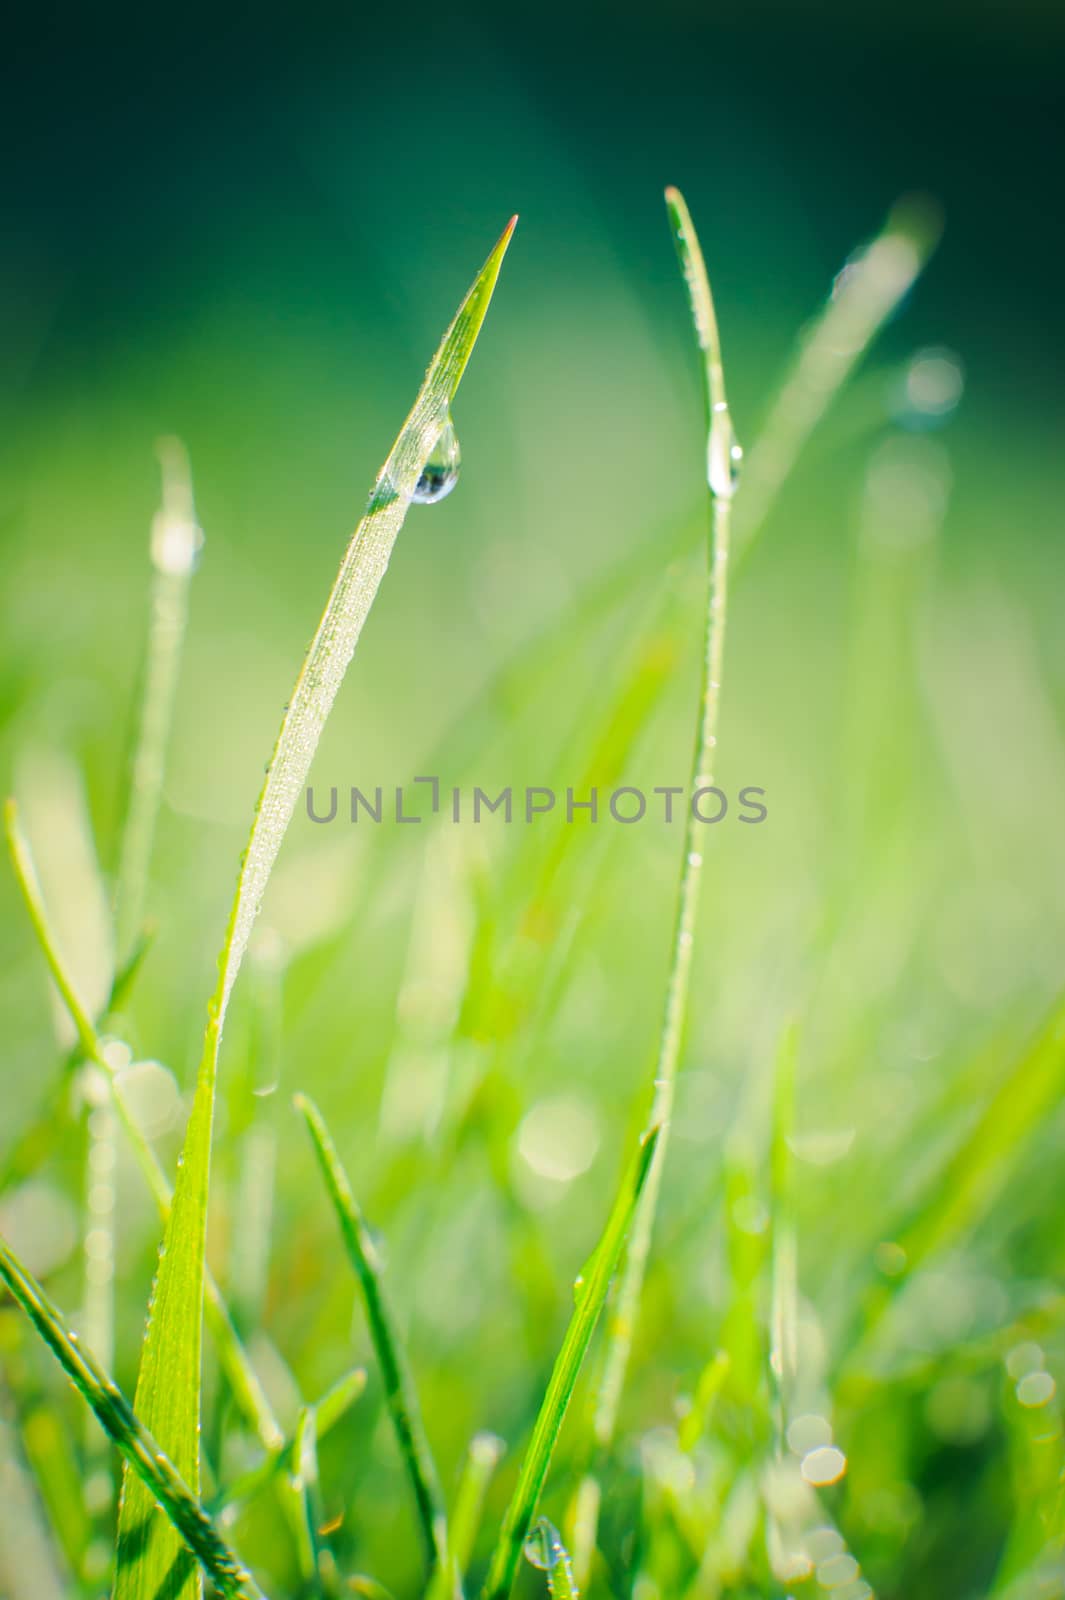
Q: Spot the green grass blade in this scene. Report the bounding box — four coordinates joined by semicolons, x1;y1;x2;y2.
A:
114;436;201;966
426;1432;505;1600
480;1125;661;1600
113;216;515;1600
213;1368;366;1516
734;195;941;561
295;1093;448;1571
847;988;1065;1366
584;187;738;1502
0;1235;265;1600
4;796;284;1456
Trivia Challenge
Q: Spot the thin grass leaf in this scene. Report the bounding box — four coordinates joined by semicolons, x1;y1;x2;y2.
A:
0;1410;66;1600
3;798;283;1456
19;1404;92;1580
733;195;941;561
114;216;515;1600
768;1023;799;1449
114;436;201;966
480;1125;660;1600
426;1432;505;1600
0;1235;264;1600
847;987;1065;1366
581;189;739;1527
295;1093;448;1570
287;1404;342;1598
213;1368;366;1516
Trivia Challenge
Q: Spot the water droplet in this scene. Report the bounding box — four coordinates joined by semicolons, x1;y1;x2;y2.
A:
523;1517;577;1595
413;417;461;505
707;402;742;500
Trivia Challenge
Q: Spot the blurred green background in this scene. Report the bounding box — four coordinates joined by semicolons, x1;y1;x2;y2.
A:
2;3;1065;1597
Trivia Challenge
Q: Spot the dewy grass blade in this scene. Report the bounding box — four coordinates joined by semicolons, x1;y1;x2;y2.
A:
114;217;516;1600
579;189;738;1524
295;1094;448;1572
0;1236;265;1600
3;797;283;1456
480;1126;661;1600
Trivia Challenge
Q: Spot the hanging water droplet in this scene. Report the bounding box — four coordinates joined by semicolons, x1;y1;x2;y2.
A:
523;1517;579;1597
412;417;461;505
707;401;742;500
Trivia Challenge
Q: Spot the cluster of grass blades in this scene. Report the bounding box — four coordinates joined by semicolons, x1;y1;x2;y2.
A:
8;183;1054;1600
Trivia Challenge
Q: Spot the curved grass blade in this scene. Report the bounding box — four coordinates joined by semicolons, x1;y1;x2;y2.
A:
295;1094;447;1572
584;184;738;1485
3;797;283;1456
0;1235;265;1600
114;216;516;1600
480;1125;660;1600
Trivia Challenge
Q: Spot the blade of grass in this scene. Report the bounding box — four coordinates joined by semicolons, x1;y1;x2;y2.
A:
114;436;201;965
0;1408;66;1600
213;1369;366;1517
114;215;516;1600
480;1125;661;1600
88;443;199;1543
3;797;283;1456
845;985;1065;1368
733;195;941;562
295;1093;448;1571
425;1432;505;1600
580;187;739;1521
0;1235;265;1600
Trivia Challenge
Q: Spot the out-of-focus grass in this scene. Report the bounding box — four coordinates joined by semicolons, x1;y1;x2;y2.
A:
0;160;1064;1600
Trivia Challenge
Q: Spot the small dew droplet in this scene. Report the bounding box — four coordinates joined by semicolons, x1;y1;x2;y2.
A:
413;417;461;506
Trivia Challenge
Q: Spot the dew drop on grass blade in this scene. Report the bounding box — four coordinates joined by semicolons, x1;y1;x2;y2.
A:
113;216;516;1600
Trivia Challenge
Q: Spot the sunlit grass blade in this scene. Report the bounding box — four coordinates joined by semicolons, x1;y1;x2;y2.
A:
0;1235;264;1600
287;1404;341;1598
114;436;202;966
580;189;738;1535
19;1403;92;1580
213;1368;366;1516
734;196;941;562
0;1409;66;1600
425;1432;505;1600
3;797;283;1456
768;1023;799;1451
90;446;199;1538
848;987;1065;1365
295;1093;448;1571
480;1125;661;1600
114;216;515;1600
